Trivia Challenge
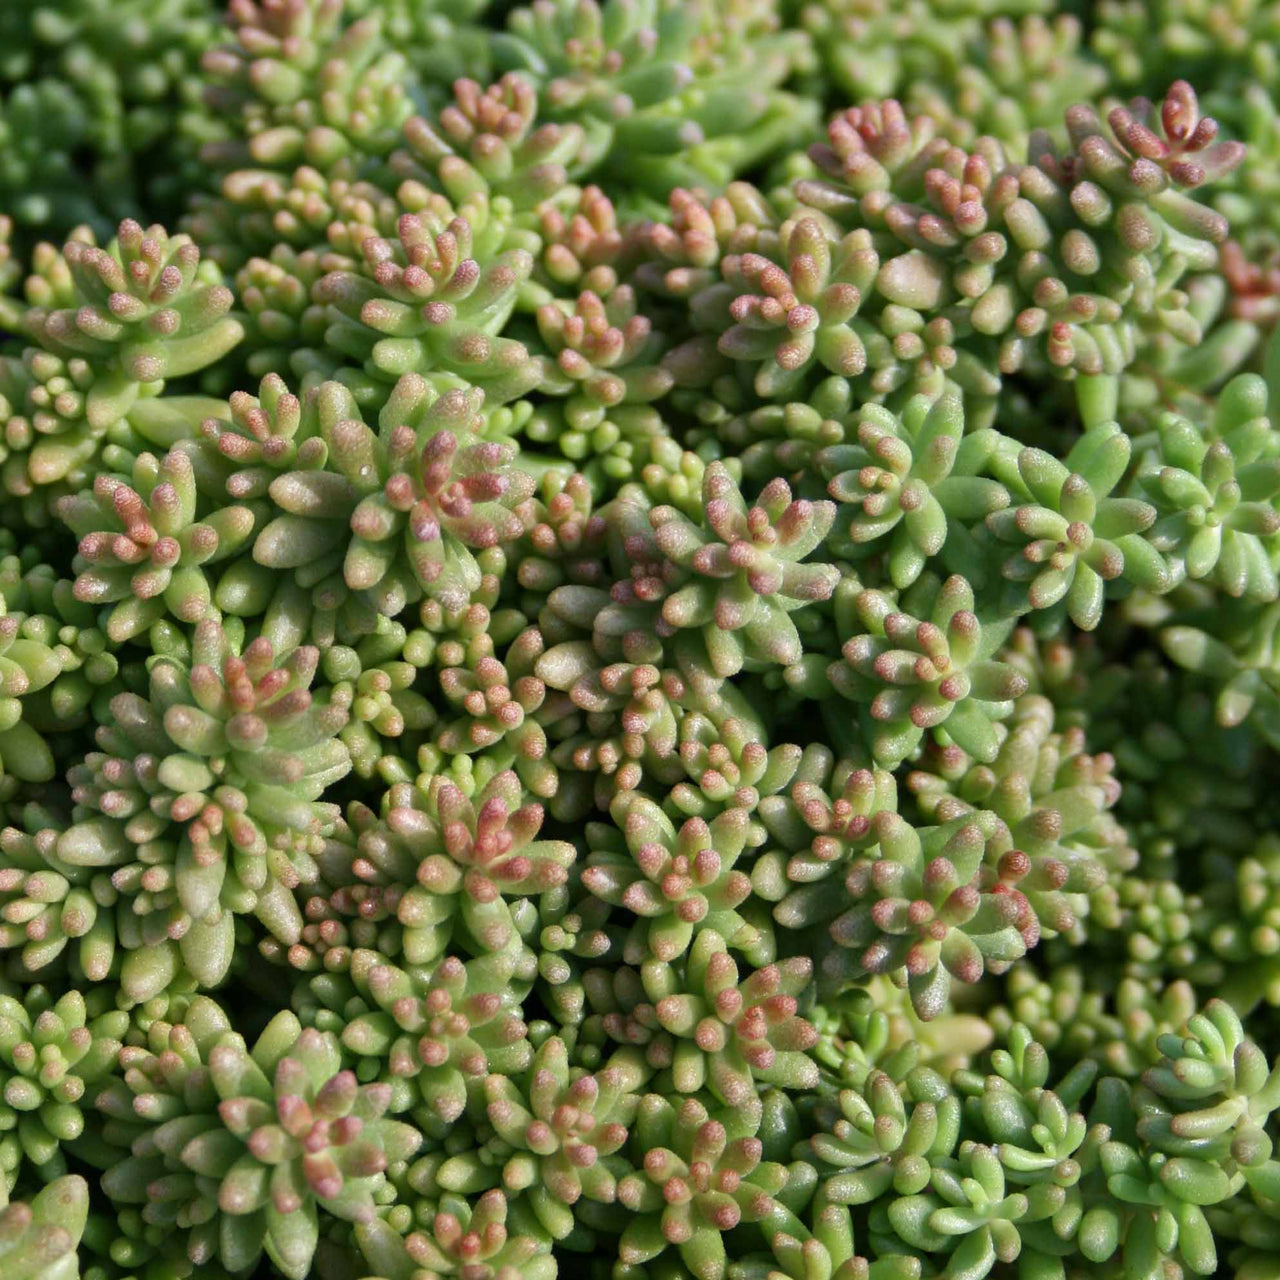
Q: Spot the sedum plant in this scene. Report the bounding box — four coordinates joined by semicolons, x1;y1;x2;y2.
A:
0;9;1279;1280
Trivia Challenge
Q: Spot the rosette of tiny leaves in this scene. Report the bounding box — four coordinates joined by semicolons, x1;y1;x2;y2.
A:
57;619;351;987
711;217;878;403
616;1093;788;1280
534;184;629;302
0;350;115;520
1135;399;1280;602
232;245;332;377
990;962;1200;1079
533;511;778;806
340;949;533;1131
200;0;416;179
531;286;675;485
436;1035;645;1239
583;791;756;963
635;183;783;312
312;211;544;405
254;376;538;622
809;1066;962;1207
98;1002;422;1280
648;462;840;677
432;626;559;801
823;808;1033;1019
818;389;1011;588
0;564;137;738
352;1188;556;1280
1138;999;1280;1173
0;1174;88;1279
1085;870;1217;985
493;0;817;200
779;102;1009;406
713;383;853;491
984;422;1167;630
278;802;404;976
751;760;899;933
641;928;819;1105
931;17;1111;147
199;370;326;505
373;769;575;965
957;1019;1094;1143
635;439;741;521
884;1138;1057;1280
830;574;1027;766
393;75;588;217
906;693;1129;934
56;448;256;641
0;223;241;508
186;165;410;283
27;219;243;406
0;818;124;984
0;986;126;1182
663;715;807;823
1116;263;1266;422
538;884;618;992
948;1025;1109;1272
1097;1108;1238;1277
907;15;1109;152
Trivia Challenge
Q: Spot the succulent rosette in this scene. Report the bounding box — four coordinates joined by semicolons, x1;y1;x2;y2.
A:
97;999;421;1280
253;374;541;623
53;618;351;989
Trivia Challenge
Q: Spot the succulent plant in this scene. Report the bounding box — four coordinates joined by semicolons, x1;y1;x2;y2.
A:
353;1188;556;1280
0;986;126;1182
819;389;1010;588
583;791;756;963
364;768;576;965
437;1034;645;1238
311;211;544;405
809;1066;961;1206
830;574;1028;766
253;375;540;622
647;462;840;676
340;948;534;1129
3;13;1280;1280
984;421;1167;630
201;0;416;179
55;618;351;987
642;928;820;1105
494;0;817;199
97;1000;422;1280
617;1092;788;1280
57;448;256;640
